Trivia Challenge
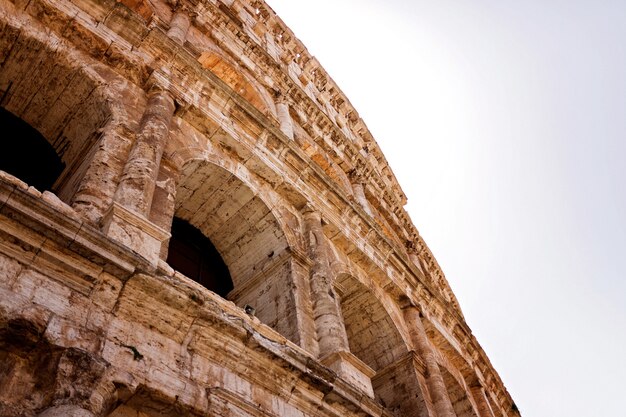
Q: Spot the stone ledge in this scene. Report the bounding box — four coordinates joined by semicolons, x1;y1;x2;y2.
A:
0;176;150;285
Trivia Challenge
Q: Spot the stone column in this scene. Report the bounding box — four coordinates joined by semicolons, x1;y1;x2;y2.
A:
403;305;456;417
406;241;427;277
349;170;373;217
471;385;496;417
275;95;294;140
72;123;134;225
113;89;175;216
289;250;320;355
167;8;191;44
302;207;376;397
302;207;349;355
101;89;174;265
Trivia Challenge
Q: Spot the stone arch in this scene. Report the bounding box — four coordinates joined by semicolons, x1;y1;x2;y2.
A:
440;365;480;417
169;156;303;344
330;254;412;348
424;318;483;389
107;386;199;417
0;309;111;417
198;50;275;117
0;17;112;204
0;107;64;191
424;317;484;417
334;273;432;416
334;273;407;372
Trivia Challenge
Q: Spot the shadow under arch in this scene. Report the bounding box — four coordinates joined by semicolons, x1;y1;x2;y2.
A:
170;157;302;344
0;13;112;205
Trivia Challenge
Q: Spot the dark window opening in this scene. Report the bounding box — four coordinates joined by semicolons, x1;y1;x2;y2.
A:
0;107;65;191
167;217;234;298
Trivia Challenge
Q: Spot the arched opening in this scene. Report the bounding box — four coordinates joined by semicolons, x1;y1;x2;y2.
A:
0;107;64;190
335;274;429;416
336;275;406;372
169;159;301;343
108;386;197;417
440;366;480;417
166;217;233;298
0;22;110;203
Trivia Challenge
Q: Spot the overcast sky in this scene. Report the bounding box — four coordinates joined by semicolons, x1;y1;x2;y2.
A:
266;1;626;415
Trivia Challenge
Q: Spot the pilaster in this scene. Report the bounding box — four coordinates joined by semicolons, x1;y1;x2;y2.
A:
471;385;497;417
349;169;374;217
167;5;193;44
403;305;456;417
275;92;294;140
105;89;175;264
302;206;375;397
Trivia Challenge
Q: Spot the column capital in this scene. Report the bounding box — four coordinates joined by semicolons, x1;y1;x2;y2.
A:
143;68;176;96
348;167;368;185
144;85;175;104
167;5;194;44
272;88;292;103
398;294;419;311
170;1;197;17
301;204;321;220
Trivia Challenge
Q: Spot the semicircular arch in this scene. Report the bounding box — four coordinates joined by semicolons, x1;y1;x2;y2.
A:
169;143;303;252
198;49;275;117
0;17;116;203
168;153;306;345
334;273;410;373
439;365;480;417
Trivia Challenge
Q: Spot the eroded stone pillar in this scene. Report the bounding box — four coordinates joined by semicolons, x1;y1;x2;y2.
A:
290;251;320;355
113;89;175;216
167;8;191;44
302;207;375;397
302;207;349;355
471;385;496;417
276;98;294;140
404;306;456;417
372;352;437;417
147;162;180;260
350;176;373;217
102;90;174;265
72;123;134;224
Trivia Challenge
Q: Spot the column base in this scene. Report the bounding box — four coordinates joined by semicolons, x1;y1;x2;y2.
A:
321;351;375;398
101;202;170;266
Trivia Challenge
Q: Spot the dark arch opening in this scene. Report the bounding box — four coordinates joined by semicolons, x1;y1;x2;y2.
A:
166;217;234;298
0;107;65;191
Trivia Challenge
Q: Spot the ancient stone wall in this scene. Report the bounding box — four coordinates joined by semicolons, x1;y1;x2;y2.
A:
0;0;519;416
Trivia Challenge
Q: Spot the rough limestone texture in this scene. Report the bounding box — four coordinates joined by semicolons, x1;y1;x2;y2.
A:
0;0;519;416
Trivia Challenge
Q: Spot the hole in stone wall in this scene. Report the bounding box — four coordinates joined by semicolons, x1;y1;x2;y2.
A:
166;217;234;298
0;107;65;191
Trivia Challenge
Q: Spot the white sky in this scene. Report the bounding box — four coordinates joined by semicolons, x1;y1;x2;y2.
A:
266;1;626;416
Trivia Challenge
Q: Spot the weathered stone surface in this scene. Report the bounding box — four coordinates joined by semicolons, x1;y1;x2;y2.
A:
0;0;518;416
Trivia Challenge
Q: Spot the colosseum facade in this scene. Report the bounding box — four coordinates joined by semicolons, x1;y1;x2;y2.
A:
0;0;519;416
